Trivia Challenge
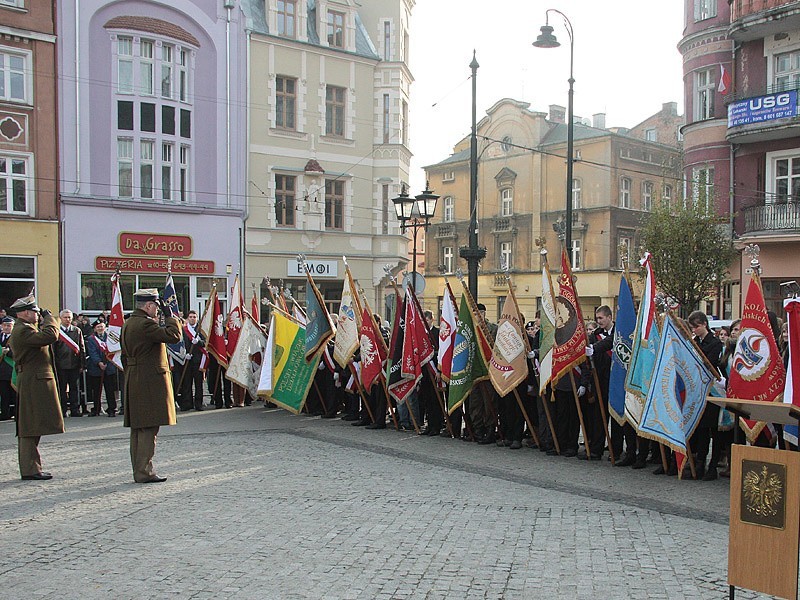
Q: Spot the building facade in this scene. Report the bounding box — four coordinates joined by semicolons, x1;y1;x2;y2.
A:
423;99;682;322
0;0;59;311
242;0;413;319
57;0;247;316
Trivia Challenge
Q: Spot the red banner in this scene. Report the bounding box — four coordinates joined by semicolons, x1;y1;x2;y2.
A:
552;248;588;385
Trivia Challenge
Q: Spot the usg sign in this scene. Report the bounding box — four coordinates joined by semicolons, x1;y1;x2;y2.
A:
287;259;339;278
728;91;797;128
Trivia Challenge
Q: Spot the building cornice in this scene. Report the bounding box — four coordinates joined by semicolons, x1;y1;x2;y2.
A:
60;195;244;218
0;24;56;44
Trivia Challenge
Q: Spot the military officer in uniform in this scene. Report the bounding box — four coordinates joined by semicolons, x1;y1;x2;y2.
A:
121;289;182;483
8;295;63;480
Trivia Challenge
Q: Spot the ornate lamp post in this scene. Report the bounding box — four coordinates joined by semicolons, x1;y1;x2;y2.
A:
392;182;440;282
533;9;575;256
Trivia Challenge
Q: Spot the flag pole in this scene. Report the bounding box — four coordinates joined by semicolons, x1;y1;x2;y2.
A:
535;244;561;454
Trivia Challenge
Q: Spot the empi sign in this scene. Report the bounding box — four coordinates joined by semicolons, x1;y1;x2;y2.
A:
728;91;797;128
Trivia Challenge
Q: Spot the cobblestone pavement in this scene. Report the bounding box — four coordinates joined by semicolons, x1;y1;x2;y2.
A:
0;405;779;599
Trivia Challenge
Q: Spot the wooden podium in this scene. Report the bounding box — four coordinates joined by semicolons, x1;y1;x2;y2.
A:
709;398;800;600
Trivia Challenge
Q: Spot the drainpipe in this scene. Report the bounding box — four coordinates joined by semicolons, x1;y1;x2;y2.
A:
73;0;80;194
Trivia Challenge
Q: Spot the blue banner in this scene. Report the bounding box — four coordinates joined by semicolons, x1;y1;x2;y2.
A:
728;90;797;128
639;315;716;453
304;277;333;360
609;276;635;424
163;274;187;365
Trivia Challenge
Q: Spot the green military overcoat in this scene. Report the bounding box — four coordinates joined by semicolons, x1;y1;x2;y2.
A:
9;313;65;437
121;309;182;429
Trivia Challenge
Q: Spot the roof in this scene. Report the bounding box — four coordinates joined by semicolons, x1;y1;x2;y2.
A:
539;122;610;146
425;149;470;169
104;16;200;47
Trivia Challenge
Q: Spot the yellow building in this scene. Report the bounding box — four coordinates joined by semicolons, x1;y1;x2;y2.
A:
423;99;683;322
244;0;413;317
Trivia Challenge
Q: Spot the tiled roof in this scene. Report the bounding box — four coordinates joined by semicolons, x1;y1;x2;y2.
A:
104;16;200;47
425;149;470;169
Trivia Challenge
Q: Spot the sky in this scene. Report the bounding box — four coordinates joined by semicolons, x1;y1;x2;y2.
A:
407;1;686;193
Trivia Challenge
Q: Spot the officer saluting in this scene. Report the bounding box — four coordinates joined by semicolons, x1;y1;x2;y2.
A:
8;294;63;480
121;288;182;483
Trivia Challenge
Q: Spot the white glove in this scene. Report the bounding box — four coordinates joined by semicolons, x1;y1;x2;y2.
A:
186;353;192;360
527;351;536;359
318;362;325;371
333;373;340;382
585;346;594;357
577;386;586;397
716;376;726;388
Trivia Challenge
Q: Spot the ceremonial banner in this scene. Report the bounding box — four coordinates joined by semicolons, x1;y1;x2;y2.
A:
438;282;458;383
226;275;244;358
250;290;260;323
163;273;187;366
728;273;787;442
258;311;317;413
106;272;124;370
639;315;716;458
625;252;659;427
226;316;268;400
447;293;489;414
386;292;416;405
539;256;557;394
293;304;307;325
257;314;276;394
489;293;528;397
304;272;334;360
359;307;385;390
609;275;635;424
784;297;800;446
200;287;228;368
401;287;434;379
333;266;361;368
552;249;588;385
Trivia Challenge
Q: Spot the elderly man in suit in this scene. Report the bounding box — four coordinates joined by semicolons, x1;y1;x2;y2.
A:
121;289;182;483
8;295;63;480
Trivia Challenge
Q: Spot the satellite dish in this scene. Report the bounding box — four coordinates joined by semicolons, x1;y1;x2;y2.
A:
403;271;426;293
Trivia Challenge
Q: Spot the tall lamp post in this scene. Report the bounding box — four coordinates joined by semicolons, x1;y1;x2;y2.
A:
393;183;440;286
533;9;574;257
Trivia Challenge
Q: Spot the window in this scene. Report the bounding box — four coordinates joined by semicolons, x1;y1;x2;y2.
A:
500;188;513;216
642;181;654;211
0;49;28;103
325;179;344;230
443;196;454;222
139;40;154;95
499;241;512;270
443;246;454;274
0;256;36;313
161;44;173;98
501;136;513;152
383;21;391;61
691;167;714;209
178;49;188;102
382;184;389;235
662;183;672;203
327;11;344;48
775;50;800;92
277;0;296;38
619;177;631;208
276;76;296;130
117;37;134;94
400;100;408;146
0;0;25;7
117;139;133;197
161;143;173;200
695;0;717;21
140;141;154;199
571;240;581;270
0;154;30;214
442;171;455;182
382;94;390;143
275;174;295;226
325;85;345;137
179;146;189;202
141;102;156;132
694;68;715;121
645;128;657;142
572;178;582;209
773;154;800;203
618;235;632;270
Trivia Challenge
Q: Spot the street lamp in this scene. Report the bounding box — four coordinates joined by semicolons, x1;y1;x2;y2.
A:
392;182;440;284
534;9;575;257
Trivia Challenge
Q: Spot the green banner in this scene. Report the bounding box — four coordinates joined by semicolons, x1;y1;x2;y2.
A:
447;294;488;414
268;312;318;414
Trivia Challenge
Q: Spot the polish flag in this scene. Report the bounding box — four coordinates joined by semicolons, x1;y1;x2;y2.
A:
718;64;732;96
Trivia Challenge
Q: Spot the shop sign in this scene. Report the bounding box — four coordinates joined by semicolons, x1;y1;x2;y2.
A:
95;256;214;274
287;259;338;278
118;232;193;258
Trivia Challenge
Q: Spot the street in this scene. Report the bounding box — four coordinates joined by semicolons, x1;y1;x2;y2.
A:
0;405;774;599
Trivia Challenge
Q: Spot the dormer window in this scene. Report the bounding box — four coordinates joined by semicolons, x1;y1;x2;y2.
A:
278;0;296;38
327;11;344;48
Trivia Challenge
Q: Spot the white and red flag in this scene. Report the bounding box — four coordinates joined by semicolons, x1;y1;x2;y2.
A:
359;307;386;390
438;282;458;383
200;286;228;369
58;329;81;355
106;271;124;370
226;275;244;358
718;64;732;96
401;286;434;381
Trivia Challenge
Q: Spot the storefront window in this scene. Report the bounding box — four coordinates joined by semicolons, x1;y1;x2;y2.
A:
0;255;35;312
79;274;188;314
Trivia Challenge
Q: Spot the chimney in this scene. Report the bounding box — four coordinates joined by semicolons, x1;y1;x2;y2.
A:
549;104;565;124
592;113;606;130
662;101;678;116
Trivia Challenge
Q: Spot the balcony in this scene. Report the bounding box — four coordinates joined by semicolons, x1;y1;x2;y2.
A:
493;216;513;233
742;202;800;235
726;88;800;143
730;1;800;41
434;223;456;238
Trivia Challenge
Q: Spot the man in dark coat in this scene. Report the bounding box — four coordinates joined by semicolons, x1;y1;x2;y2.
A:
8;295;63;480
179;310;206;411
121;289;182;483
54;309;86;417
0;316;16;421
86;320;119;417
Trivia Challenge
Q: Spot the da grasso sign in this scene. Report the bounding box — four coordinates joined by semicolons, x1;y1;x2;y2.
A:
728;91;797;128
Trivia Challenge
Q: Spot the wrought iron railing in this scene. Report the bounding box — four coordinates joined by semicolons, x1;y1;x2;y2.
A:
743;202;800;233
730;0;799;22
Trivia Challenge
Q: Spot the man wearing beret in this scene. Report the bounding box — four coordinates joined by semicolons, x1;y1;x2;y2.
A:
121;289;182;483
8;295;63;480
